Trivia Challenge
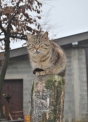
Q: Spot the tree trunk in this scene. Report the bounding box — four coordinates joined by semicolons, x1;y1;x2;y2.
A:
30;75;65;122
0;39;10;98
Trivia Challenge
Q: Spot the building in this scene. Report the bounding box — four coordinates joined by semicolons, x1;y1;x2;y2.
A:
0;32;88;121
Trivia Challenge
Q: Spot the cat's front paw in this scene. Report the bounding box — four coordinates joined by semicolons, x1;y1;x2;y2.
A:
33;68;44;74
35;72;40;76
36;71;46;76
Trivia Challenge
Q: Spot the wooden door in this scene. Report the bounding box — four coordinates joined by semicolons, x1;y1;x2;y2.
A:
0;79;23;119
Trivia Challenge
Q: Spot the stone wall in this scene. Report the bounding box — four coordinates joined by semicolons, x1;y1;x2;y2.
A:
1;48;88;121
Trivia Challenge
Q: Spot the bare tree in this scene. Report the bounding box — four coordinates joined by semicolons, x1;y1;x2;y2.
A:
0;0;42;98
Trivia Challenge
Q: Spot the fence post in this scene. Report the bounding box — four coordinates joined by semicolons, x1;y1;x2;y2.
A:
30;75;65;122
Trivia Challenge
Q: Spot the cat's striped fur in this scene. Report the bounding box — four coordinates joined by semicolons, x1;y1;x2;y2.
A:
26;32;67;76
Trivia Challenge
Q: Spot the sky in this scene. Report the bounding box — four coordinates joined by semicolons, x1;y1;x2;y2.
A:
1;0;88;50
41;0;88;39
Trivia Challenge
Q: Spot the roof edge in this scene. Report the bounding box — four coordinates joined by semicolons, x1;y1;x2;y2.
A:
54;31;88;45
0;31;88;60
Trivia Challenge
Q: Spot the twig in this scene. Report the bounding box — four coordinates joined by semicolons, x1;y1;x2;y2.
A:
10;34;27;40
7;5;19;31
0;38;5;41
0;21;6;34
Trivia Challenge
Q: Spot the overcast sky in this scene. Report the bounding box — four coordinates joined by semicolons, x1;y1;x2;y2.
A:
41;0;88;39
1;0;88;50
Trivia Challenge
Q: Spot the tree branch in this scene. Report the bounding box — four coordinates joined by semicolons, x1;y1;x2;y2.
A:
0;38;5;41
7;5;19;31
0;4;6;34
0;21;6;34
10;35;27;40
10;33;27;40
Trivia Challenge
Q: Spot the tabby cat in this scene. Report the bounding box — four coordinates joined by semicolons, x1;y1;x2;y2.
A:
26;32;67;76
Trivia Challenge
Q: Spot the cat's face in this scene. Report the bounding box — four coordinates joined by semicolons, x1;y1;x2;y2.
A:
27;32;51;56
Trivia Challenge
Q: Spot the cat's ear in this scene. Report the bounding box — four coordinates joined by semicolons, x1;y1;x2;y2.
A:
26;33;33;40
42;31;49;40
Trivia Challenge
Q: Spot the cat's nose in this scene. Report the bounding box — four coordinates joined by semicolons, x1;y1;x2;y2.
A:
35;45;40;50
34;46;40;53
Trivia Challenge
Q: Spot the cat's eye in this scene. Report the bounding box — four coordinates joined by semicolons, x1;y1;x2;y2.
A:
27;44;31;47
44;44;49;46
32;44;34;47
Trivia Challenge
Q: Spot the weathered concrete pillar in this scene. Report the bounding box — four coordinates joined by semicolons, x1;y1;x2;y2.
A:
72;49;81;121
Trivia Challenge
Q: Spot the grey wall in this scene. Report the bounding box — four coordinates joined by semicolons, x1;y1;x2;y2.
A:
5;55;34;115
2;48;88;121
64;48;88;122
